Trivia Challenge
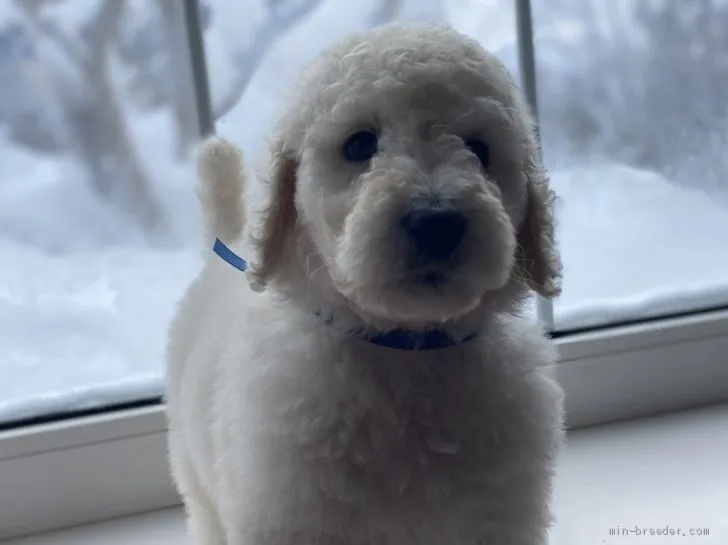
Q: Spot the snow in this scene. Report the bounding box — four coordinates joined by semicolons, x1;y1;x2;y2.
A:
1;0;727;422
0;240;198;421
554;165;728;330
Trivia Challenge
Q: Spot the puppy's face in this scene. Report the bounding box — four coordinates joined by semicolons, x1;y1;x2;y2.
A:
250;24;561;325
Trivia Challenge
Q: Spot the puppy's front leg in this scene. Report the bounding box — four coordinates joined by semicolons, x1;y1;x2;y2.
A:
172;458;226;544
186;496;227;545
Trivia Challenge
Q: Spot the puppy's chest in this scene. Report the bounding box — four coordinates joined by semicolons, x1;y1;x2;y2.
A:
239;355;539;543
289;376;498;500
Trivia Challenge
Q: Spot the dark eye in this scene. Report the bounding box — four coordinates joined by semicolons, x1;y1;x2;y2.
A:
465;138;490;168
343;131;378;162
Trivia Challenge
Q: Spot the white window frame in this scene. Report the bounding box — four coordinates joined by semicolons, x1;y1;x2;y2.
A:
1;0;727;540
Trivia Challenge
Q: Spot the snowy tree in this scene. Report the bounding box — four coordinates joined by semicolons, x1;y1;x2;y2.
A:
526;0;728;180
14;0;165;235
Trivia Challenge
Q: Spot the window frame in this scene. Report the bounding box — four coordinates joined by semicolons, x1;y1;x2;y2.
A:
1;0;727;540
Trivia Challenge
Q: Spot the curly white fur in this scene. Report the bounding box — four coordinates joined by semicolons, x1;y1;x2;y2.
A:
166;22;565;545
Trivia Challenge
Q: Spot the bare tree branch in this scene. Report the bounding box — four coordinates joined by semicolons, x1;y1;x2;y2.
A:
86;0;126;49
15;0;166;236
78;0;166;234
213;0;322;121
158;0;199;158
15;0;88;66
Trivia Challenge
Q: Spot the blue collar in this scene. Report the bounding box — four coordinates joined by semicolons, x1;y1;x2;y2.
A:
213;238;478;351
346;326;477;351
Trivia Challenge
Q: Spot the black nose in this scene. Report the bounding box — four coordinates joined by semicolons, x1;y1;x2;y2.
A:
401;207;467;261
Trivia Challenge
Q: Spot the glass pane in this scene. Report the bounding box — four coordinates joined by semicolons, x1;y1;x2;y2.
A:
0;1;202;423
530;0;728;331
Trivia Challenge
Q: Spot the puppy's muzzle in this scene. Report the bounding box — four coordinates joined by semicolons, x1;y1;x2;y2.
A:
401;204;467;262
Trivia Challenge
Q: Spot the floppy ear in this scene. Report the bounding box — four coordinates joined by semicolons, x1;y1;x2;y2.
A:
247;138;299;291
516;134;563;299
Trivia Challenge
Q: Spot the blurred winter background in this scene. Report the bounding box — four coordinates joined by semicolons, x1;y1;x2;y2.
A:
1;0;727;422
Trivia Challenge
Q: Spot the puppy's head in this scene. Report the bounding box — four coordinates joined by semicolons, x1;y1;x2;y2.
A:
248;23;561;325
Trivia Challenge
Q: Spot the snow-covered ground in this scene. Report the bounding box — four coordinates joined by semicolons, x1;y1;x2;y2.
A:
1;0;727;422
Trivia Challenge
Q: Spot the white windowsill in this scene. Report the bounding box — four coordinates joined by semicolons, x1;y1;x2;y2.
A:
4;403;726;545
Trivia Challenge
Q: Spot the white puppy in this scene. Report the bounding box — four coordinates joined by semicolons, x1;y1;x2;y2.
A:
166;22;565;545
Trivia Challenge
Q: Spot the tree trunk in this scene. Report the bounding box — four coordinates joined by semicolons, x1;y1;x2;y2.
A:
158;0;200;159
66;57;165;234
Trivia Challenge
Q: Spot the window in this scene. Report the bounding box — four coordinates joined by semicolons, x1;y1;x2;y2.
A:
529;0;728;332
1;0;726;540
0;1;204;426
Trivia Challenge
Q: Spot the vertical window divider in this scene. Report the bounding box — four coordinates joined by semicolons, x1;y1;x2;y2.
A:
515;0;555;333
183;0;215;138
